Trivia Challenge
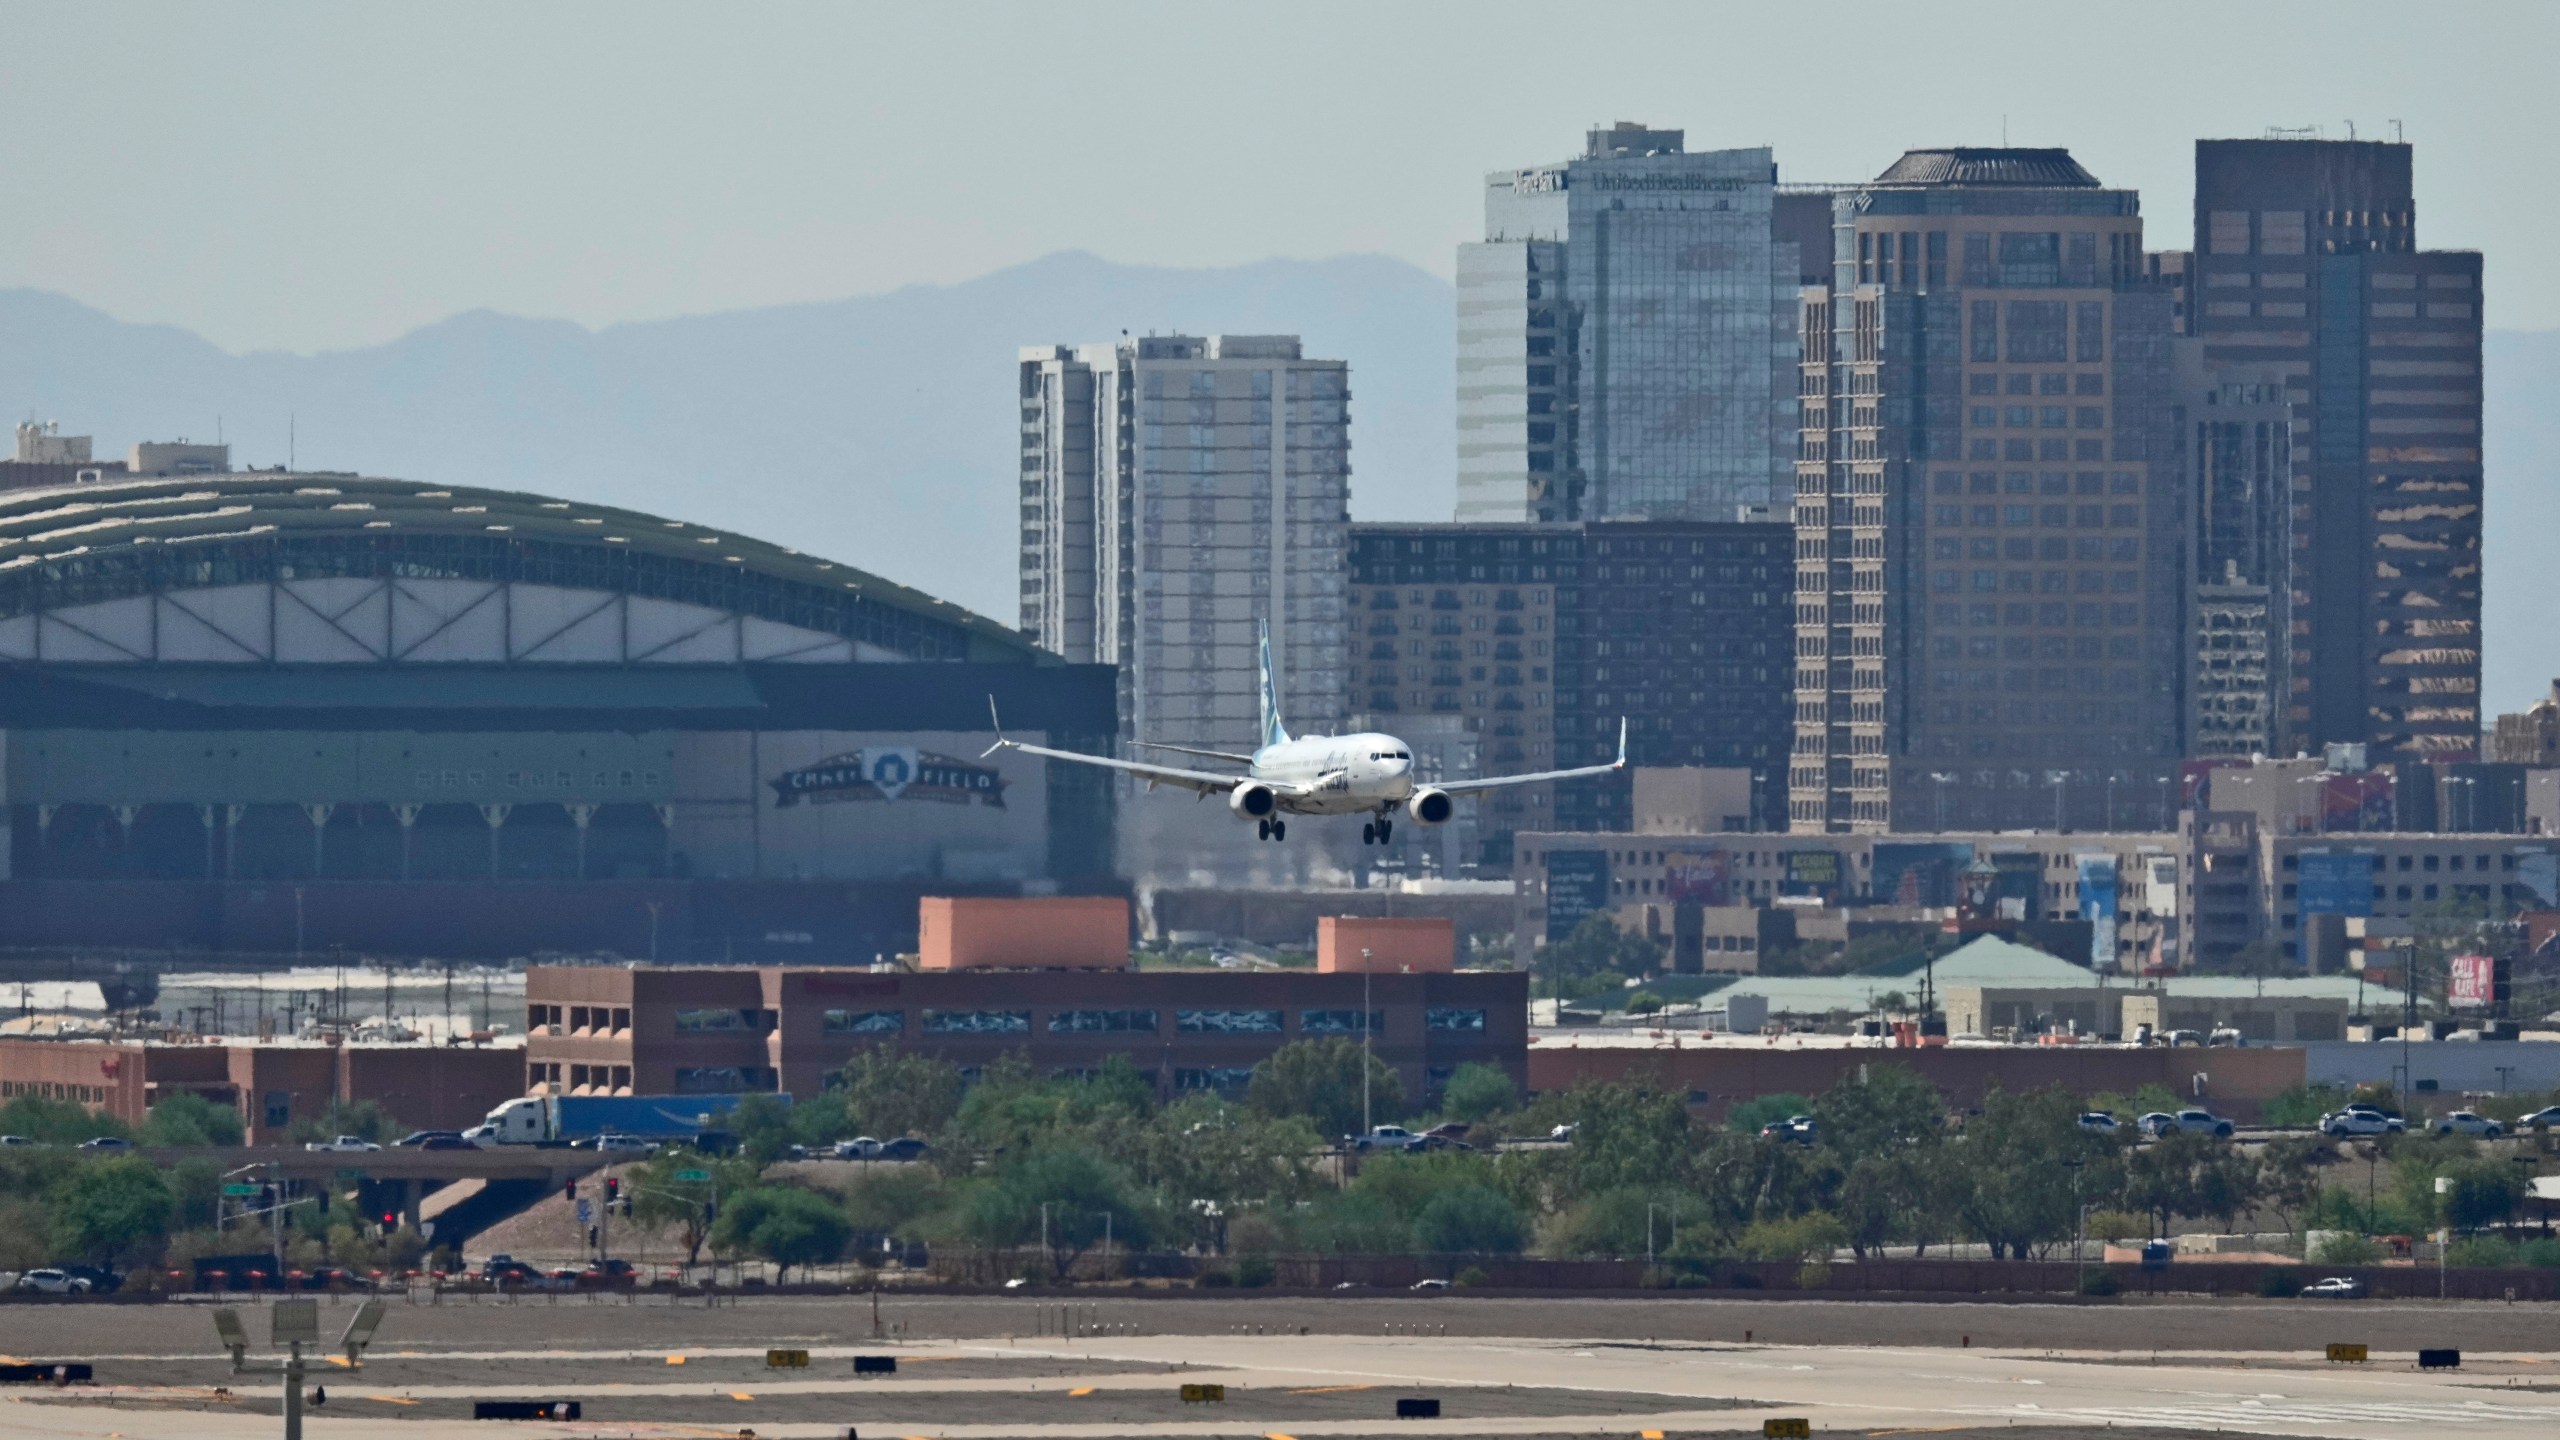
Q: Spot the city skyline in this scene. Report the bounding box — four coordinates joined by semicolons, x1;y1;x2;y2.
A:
3;4;2554;353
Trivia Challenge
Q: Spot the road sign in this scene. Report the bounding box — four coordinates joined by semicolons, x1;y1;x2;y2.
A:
575;1199;593;1225
675;1169;711;1182
2327;1342;2369;1363
222;1183;261;1197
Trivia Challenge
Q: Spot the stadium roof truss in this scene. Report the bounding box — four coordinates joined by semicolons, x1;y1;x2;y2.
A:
0;476;1041;666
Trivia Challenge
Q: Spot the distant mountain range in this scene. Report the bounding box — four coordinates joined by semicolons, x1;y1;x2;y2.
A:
0;250;1457;630
4;257;2553;719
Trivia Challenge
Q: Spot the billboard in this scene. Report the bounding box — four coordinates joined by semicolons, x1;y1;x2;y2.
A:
1545;850;1611;941
1664;850;1732;906
1871;842;1974;907
1781;849;1843;902
1986;851;2045;922
2448;953;2499;1009
672;729;1048;884
2075;854;2120;970
2296;850;2374;918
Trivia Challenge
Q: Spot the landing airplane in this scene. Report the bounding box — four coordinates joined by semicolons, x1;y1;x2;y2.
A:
985;625;1624;844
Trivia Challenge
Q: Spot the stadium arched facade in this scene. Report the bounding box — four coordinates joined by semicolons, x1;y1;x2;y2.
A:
0;475;1116;961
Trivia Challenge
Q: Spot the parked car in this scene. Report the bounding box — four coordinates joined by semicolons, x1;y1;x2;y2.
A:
581;1133;655;1155
15;1268;92;1295
480;1254;539;1285
2300;1275;2369;1299
0;1135;33;1148
1423;1122;1471;1141
2320;1105;2406;1138
1547;1124;1577;1143
2162;1030;2205;1048
2432;1110;2505;1138
2076;1112;2121;1134
833;1136;885;1160
2519;1105;2560;1131
1349;1126;1426;1154
1409;1278;1451;1291
303;1136;381;1153
877;1137;930;1162
1759;1115;1818;1144
76;1136;132;1153
2140;1109;2235;1139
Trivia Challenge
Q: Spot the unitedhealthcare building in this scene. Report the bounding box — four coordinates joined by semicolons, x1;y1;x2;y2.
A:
0;472;1116;960
1456;122;1820;525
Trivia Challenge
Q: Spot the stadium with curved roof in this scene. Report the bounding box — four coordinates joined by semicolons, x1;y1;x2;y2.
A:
0;473;1117;963
0;473;1038;666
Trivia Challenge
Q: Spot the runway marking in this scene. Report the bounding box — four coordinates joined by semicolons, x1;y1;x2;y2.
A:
1068;1387;1095;1396
2035;1399;2544;1429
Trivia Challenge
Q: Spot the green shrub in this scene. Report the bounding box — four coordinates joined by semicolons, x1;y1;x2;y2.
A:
1234;1256;1275;1289
2079;1269;2122;1296
1454;1265;1490;1288
2256;1266;2301;1297
1794;1261;1833;1290
2310;1232;2384;1265
2521;1237;2560;1268
2446;1236;2519;1269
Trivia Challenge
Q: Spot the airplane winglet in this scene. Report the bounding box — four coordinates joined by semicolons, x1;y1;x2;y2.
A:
980;695;1010;758
1612;716;1628;769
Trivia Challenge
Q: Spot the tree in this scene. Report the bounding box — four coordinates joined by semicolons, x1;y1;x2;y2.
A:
831;1049;966;1142
628;1149;755;1267
1439;1064;1516;1125
0;1095;122;1146
709;1186;851;1282
50;1157;173;1266
1541;914;1668;998
951;1144;1153;1279
1558;1082;1694;1196
1412;1184;1527;1255
139;1093;246;1148
1246;1038;1402;1140
285;1100;398;1146
2121;1132;2218;1239
1953;1087;2114;1259
2254;1136;2328;1236
727;1094;799;1167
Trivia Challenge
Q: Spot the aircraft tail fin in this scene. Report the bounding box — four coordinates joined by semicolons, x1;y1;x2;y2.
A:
1257;619;1291;749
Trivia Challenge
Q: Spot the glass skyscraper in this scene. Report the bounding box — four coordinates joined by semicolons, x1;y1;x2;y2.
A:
1456;123;1801;526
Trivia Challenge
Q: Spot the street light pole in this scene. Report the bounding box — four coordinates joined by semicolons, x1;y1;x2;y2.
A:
1361;949;1374;1138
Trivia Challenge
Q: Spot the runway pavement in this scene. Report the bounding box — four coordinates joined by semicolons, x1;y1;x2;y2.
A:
3;1298;2555;1438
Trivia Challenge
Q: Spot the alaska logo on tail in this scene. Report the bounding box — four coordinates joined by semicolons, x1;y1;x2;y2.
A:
1256;620;1290;751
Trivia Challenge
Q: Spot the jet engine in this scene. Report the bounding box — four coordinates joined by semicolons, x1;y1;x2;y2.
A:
1408;787;1455;826
1228;780;1278;820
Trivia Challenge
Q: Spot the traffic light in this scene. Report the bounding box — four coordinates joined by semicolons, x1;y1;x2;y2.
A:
564;1179;578;1202
604;1177;620;1211
380;1211;398;1235
586;1226;598;1248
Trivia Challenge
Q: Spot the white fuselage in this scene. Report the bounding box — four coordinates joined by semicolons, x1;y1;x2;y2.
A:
1251;731;1416;816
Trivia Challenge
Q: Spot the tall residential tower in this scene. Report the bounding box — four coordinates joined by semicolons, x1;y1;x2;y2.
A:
1019;334;1351;758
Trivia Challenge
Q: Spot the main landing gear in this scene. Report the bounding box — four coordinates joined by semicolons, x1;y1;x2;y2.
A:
1257;818;1287;842
1361;818;1395;846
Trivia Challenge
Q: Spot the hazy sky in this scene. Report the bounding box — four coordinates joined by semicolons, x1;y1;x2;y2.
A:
4;3;2552;353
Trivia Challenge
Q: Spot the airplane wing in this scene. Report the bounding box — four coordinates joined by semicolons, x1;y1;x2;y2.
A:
1429;717;1628;795
983;735;1304;799
1132;741;1258;766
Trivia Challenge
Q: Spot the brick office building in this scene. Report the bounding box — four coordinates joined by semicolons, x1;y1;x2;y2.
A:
523;962;1525;1109
0;1036;520;1143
